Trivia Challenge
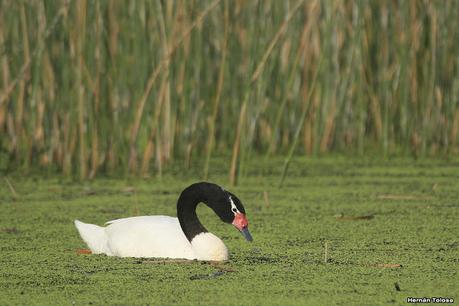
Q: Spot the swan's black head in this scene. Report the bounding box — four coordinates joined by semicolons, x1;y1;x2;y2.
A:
196;182;253;242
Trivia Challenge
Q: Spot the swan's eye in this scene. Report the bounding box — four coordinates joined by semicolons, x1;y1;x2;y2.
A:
232;208;238;213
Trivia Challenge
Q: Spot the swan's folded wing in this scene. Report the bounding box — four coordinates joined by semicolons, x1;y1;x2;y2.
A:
105;215;169;225
104;216;196;259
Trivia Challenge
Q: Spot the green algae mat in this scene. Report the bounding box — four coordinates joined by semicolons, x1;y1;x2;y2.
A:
1;158;458;305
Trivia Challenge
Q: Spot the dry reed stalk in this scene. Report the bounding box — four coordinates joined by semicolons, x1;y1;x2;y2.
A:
156;0;172;165
204;0;229;180
81;62;96;95
303;119;313;155
35;96;45;149
76;0;87;179
140;139;154;177
230;0;306;185
89;128;99;179
128;0;222;173
140;77;167;176
229;98;247;186
450;109;459;149
361;25;383;143
0;0;69;108
250;0;305;85
167;0;221;59
1;0;69;169
369;95;383;141
128;69;160;172
69;127;78;164
425;3;437;155
51;113;62;166
107;0;119;59
106;73;116;173
266;15;312;157
7;118;17;162
185;99;205;169
300;5;319;155
42;48;55;167
42;51;55;102
302;72;319;156
89;2;103;179
0;13;10;132
319;98;336;153
62;113;71;177
162;86;172;163
13;3;30;155
33;2;47;163
105;1;119;175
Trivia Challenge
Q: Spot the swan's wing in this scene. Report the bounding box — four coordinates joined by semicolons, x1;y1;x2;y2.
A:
104;216;196;259
105;215;174;225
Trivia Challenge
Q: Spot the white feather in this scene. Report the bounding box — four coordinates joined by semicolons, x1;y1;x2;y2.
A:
191;232;229;261
74;216;229;261
74;220;111;255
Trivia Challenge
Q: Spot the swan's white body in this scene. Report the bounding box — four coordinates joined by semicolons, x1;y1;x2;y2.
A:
74;217;229;261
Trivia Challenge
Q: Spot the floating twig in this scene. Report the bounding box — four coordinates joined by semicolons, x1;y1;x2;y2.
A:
377;194;433;200
76;249;92;255
1;227;18;234
263;191;270;208
334;214;374;220
4;177;19;200
370;263;402;268
190;271;226;280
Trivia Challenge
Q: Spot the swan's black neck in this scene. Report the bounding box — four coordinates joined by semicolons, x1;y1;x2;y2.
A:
176;183;209;242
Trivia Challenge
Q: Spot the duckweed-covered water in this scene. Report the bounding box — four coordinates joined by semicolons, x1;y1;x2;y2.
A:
0;157;458;305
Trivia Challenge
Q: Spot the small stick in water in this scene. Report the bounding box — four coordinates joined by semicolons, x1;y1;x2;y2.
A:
4;177;18;200
263;191;270;208
76;249;92;255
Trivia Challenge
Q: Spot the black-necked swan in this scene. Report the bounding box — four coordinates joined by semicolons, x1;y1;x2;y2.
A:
74;182;252;261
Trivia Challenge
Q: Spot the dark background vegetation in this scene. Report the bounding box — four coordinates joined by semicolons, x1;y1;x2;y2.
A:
1;0;459;182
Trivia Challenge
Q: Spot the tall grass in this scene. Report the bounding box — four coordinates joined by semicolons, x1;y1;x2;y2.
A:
1;0;459;180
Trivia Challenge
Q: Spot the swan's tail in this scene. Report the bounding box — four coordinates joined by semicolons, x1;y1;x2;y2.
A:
74;220;109;254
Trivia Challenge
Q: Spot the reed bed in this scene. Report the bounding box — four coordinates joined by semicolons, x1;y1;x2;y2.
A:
1;0;459;180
